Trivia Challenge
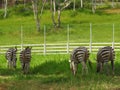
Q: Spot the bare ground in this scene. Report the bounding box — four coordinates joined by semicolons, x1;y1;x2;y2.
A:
104;9;120;14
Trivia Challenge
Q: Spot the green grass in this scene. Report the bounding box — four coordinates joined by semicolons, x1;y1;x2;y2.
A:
0;10;120;45
0;53;120;90
1;8;120;90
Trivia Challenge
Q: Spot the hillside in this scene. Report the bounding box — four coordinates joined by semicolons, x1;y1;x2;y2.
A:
0;8;120;45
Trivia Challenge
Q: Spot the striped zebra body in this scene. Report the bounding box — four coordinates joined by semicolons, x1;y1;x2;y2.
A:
5;47;17;69
97;46;115;74
69;47;91;75
20;47;32;74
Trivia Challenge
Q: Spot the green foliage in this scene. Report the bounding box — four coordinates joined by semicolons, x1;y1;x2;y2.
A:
11;5;33;16
0;9;4;19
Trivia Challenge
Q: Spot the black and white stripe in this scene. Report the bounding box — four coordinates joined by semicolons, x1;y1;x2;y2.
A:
19;46;32;74
69;47;92;75
96;46;115;74
5;47;17;69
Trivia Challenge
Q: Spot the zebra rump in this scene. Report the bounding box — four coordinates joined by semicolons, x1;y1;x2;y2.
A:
96;46;115;74
69;47;92;75
19;46;32;74
5;47;17;69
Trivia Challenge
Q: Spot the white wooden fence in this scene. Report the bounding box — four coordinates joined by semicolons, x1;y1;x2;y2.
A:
0;42;120;55
0;23;120;55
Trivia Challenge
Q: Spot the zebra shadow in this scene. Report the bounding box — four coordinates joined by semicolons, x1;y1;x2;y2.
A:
30;60;70;75
0;68;21;76
30;59;96;76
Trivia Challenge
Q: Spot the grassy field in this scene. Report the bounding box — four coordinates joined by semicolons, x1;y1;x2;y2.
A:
0;53;120;90
1;8;120;90
0;9;120;45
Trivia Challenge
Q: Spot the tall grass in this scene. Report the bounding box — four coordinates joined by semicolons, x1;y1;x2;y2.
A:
0;53;120;90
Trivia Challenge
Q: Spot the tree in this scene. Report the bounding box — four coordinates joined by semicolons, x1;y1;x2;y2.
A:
31;0;40;32
80;0;83;8
50;0;71;28
92;0;96;14
31;0;46;32
4;0;7;18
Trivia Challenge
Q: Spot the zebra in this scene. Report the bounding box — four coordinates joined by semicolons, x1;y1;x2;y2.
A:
5;47;17;69
69;47;92;75
96;46;115;75
19;46;32;74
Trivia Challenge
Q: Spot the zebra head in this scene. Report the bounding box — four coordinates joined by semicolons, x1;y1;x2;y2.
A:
69;54;78;76
69;60;78;76
25;46;32;51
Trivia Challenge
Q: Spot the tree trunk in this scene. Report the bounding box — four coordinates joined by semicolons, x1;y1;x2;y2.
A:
31;0;36;20
73;0;75;11
53;0;56;16
57;7;61;28
80;0;83;8
4;0;7;18
50;0;57;27
92;0;95;14
31;0;40;32
112;0;114;8
40;0;46;19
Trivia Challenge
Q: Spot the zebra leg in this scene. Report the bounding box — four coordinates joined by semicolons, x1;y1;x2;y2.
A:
26;62;30;74
9;61;12;69
100;63;103;73
22;63;26;74
105;62;109;75
111;60;114;75
21;63;24;70
7;60;9;68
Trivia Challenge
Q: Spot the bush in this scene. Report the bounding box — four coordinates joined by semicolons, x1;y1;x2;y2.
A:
12;4;33;16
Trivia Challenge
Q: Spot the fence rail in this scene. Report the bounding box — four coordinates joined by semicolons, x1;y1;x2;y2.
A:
0;42;120;55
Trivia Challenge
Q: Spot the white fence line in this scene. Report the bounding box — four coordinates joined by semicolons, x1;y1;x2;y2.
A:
0;23;120;55
0;42;120;55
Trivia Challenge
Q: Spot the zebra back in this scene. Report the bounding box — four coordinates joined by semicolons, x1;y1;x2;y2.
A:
70;47;89;63
97;46;115;63
5;47;17;68
5;47;17;61
20;46;32;63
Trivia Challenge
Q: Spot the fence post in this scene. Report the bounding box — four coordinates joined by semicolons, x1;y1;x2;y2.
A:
67;24;70;54
112;24;115;48
44;25;46;55
90;23;92;53
21;25;23;51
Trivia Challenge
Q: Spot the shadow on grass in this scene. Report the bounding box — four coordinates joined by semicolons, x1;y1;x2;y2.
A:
0;59;120;85
0;68;21;76
31;60;70;75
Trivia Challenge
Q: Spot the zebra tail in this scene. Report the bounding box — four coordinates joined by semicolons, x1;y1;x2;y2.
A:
88;59;92;70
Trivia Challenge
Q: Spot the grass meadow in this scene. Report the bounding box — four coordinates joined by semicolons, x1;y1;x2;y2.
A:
0;9;120;89
0;10;120;45
0;53;120;90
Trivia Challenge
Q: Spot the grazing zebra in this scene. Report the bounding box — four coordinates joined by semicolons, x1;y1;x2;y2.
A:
96;46;115;75
19;46;32;74
5;47;17;69
69;47;92;75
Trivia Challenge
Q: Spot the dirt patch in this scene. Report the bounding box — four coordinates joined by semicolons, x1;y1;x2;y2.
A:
0;84;7;90
104;9;120;14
